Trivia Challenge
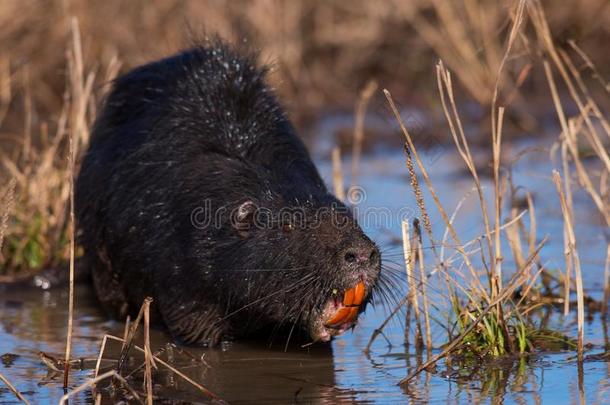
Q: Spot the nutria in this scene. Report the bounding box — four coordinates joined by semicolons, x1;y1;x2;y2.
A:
75;42;381;346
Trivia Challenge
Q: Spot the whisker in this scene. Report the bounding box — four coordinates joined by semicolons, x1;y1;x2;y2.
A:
216;273;317;324
269;275;320;347
221;265;315;273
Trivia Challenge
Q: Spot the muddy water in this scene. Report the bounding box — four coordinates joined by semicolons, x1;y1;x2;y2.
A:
1;142;609;403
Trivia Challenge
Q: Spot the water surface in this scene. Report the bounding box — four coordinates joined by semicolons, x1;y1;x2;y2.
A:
1;141;608;404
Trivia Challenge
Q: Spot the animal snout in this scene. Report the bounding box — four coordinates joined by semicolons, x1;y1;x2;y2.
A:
341;243;381;288
342;245;380;267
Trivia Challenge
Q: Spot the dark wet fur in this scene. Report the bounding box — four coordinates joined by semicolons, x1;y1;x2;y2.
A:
75;41;381;346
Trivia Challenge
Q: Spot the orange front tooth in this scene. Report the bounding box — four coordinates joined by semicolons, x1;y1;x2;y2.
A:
326;282;366;327
343;307;359;324
343;288;355;306
353;282;366;305
325;307;351;327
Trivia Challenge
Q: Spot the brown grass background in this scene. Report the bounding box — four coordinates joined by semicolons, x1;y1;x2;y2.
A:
0;0;609;275
1;0;609;133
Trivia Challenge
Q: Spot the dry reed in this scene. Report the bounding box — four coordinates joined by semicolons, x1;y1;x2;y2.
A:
142;298;155;405
603;245;610;319
58;370;142;405
384;89;490;301
415;229;433;358
92;298;222;402
351;80;378;188
332;146;345;202
552;171;585;359
530;0;610;227
62;17;81;389
3;0;606;132
117;297;151;374
399;238;547;385
59;370;115;405
402;220;423;349
100;335;222;401
0;371;29;404
2;0;609;278
0;178;15;257
372;0;606;384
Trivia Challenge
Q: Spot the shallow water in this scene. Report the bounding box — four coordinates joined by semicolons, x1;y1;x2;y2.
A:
1;142;608;404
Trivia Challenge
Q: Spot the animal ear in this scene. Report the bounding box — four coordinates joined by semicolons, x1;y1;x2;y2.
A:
233;200;256;236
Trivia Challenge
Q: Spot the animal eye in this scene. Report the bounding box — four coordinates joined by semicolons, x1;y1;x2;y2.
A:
282;222;293;233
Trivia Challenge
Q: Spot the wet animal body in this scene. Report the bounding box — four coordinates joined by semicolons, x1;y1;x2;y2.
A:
75;42;381;346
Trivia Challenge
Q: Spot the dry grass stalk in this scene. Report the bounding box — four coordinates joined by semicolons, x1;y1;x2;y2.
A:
402;220;423;349
62;19;81;389
1;0;609;133
403;139;435;254
117;297;151;375
541;59;609;227
489;0;526;290
111;374;143;404
59;370;115;405
529;1;610;170
102;334;222;401
525;192;537;257
529;1;610;226
0;371;29;404
513;265;547;314
364;195;522;352
552;170;584;359
491;106;505;290
399;238;547;385
67;17;93;152
95;299;221;401
143;298;156;405
490;0;526;117
507;181;529;275
0;58;10;126
0;178;15;257
351;80;378;187
436;63;495;288
441;210;527;277
125;346;170;380
0;14;98;276
434;66;515;355
602;244;610;319
121;315;131;353
59;370;141;405
331;146;345;202
504;213;525;273
364;185;516;353
86;326;126;388
94;334;109;378
567;40;610;94
415;231;433;358
560;49;610;143
435;0;525;296
384;89;489;301
401;0;507;105
560;142;574;316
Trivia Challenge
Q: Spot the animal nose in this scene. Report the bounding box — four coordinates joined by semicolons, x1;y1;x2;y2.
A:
343;245;380;267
